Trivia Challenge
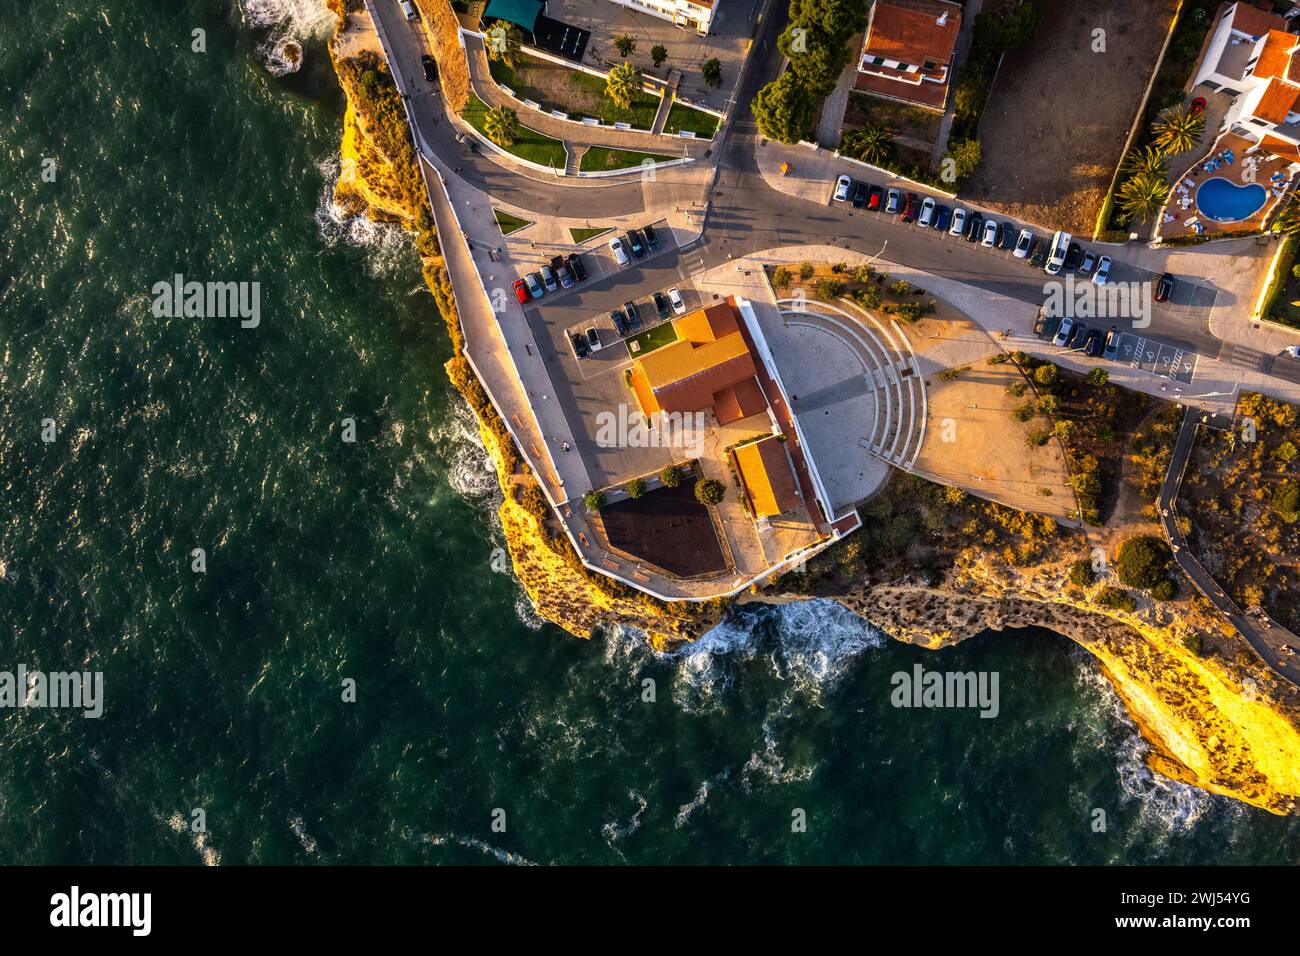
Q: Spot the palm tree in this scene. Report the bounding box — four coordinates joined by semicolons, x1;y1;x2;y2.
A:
1121;144;1168;180
846;124;896;166
1273;198;1300;235
604;62;638;111
1151;105;1206;155
483;105;518;147
1116;170;1170;225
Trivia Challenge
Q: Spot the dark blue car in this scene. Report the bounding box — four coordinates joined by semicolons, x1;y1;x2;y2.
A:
934;204;952;232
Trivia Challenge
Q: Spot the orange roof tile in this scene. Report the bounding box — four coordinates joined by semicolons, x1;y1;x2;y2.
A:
1252;76;1300;123
1252;29;1297;79
712;377;768;425
630;303;761;418
864;0;961;65
1231;1;1288;39
732;438;801;518
1260;133;1300;163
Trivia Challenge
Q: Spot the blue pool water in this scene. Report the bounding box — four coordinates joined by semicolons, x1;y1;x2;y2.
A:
1196;177;1267;222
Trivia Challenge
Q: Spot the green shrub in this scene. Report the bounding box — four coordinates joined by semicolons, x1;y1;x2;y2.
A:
1012;402;1036;422
626;478;647;499
660;465;683;488
1068;559;1095;588
1115;535;1173;591
584;490;607;511
1094;587;1137;612
694;477;725;505
1150;577;1178;601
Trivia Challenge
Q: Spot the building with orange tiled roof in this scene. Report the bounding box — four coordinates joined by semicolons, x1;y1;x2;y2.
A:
731;437;802;519
628;302;766;424
1190;3;1300;166
854;0;962;112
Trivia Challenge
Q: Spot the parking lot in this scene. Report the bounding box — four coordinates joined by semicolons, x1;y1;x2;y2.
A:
516;221;715;487
1034;314;1200;386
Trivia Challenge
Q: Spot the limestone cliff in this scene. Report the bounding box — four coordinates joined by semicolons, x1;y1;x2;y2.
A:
323;9;1300;815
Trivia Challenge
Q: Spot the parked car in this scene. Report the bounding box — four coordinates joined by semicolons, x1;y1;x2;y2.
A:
1103;326;1121;360
981;219;998;247
551;256;574;288
571;332;590;358
567;252;587;282
1085;328;1105;357
1033;310;1047;335
1052;317;1075;348
997;221;1016;250
935;204;952;232
1013;228;1033;259
523;273;544;299
1065;321;1088;349
585;327;602;351
401;0;418;19
420;55;437;82
643;224;661;252
610;309;629;337
1155;272;1175;302
1045;230;1071;275
885;188;902;214
1285;344;1300;359
623;301;642;332
667;287;686;315
653;291;671;320
918;196;937;228
1063;242;1084;271
833;174;852;202
609;236;629;266
540;265;558;292
868;185;883;210
626;230;646;259
1029;238;1048;268
965;211;984;242
1092;255;1112;285
948;208;967;237
901;192;920;223
851;181;870;209
1079;250;1097;275
512;279;530;304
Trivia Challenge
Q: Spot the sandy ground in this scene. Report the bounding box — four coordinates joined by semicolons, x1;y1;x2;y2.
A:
962;0;1179;236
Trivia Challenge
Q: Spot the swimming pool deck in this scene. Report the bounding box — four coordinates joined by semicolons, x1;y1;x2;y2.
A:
1157;131;1298;241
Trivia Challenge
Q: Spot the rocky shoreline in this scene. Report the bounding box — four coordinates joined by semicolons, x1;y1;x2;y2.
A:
322;6;1300;817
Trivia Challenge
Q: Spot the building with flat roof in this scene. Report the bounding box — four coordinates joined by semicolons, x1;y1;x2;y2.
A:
603;0;715;35
854;0;962;111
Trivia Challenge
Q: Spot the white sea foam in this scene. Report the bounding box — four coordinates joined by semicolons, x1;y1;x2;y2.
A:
288;814;319;856
437;401;498;501
238;0;334;74
420;832;537;866
313;157;414;278
602;790;648;843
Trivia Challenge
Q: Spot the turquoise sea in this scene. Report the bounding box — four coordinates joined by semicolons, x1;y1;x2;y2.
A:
2;0;1299;864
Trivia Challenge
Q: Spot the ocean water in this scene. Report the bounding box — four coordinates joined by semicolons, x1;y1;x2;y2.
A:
1;0;1299;865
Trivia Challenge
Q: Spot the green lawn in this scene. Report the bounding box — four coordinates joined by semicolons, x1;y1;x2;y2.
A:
625;321;679;358
579;147;674;173
569;226;612;243
663;101;720;138
493;209;532;235
488;53;661;130
459;95;568;170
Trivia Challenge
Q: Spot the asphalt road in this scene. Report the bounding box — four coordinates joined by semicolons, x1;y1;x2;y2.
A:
1160;406;1299;686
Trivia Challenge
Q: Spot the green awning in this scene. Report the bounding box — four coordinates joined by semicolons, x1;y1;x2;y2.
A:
483;0;543;33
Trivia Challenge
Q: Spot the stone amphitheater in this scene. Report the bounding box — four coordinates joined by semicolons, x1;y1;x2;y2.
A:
768;297;928;513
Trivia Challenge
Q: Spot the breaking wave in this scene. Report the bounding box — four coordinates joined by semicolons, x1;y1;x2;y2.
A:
238;0;335;74
314;157;414;278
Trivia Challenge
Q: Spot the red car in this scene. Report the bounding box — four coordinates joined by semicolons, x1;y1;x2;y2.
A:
1190;96;1207;116
512;278;530;304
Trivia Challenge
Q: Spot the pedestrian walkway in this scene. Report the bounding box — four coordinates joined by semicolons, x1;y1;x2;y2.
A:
814;33;863;149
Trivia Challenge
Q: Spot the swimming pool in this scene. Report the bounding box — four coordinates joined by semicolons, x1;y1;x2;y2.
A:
1195;177;1267;223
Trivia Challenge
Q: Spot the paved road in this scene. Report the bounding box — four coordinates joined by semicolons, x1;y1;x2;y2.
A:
1160;405;1299;686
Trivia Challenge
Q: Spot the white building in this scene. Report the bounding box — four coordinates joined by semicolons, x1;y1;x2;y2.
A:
1192;1;1300;162
606;0;715;35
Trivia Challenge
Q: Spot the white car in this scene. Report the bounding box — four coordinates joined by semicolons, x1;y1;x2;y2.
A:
1013;228;1033;259
918;196;936;228
1284;344;1300;359
1092;255;1112;285
523;273;544;299
981;220;998;247
401;0;418;19
609;236;629;266
1051;317;1074;348
948;208;967;238
1045;230;1071;275
667;287;686;315
833;174;852;202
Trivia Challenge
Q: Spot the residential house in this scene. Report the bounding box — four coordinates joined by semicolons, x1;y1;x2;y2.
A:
854;0;963;112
